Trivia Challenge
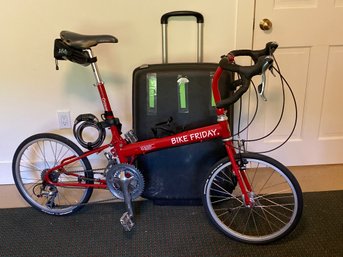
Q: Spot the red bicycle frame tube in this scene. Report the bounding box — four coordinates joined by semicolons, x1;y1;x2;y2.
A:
120;124;222;157
212;66;252;205
45;66;252;205
97;82;112;114
44;124;223;188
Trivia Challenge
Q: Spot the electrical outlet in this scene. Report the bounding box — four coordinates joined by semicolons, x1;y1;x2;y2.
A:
57;111;71;129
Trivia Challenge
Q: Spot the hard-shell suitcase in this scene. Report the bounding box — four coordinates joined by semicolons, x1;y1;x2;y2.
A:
132;11;233;205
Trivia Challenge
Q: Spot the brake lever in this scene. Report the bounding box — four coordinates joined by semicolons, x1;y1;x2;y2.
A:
258;56;274;101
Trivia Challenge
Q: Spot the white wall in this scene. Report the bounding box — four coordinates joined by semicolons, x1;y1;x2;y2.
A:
0;0;254;184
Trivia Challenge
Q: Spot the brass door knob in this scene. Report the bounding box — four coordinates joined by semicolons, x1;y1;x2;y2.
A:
259;18;272;31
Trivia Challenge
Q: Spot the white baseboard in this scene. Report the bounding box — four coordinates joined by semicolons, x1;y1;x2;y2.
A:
0;162;14;185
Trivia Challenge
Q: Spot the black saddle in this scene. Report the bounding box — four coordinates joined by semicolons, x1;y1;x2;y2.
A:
60;31;118;50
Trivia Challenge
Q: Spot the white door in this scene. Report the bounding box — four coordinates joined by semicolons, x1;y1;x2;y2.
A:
245;0;343;166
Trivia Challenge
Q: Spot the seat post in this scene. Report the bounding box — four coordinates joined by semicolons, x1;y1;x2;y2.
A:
84;49;102;84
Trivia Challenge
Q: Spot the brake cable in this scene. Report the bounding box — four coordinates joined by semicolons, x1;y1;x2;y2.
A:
231;54;298;153
253;64;298;153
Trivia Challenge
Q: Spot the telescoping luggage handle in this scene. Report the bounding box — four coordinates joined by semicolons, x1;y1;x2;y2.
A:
161;11;204;64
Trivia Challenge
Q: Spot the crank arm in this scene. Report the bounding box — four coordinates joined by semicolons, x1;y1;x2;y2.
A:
118;171;135;231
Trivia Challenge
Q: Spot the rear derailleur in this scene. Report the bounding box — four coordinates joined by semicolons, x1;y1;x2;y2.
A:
35;169;60;208
33;183;58;209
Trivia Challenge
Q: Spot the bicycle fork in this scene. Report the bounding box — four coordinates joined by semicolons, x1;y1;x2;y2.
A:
225;143;253;207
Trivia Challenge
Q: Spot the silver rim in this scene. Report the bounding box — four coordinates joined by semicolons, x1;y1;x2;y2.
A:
14;137;90;215
205;157;299;243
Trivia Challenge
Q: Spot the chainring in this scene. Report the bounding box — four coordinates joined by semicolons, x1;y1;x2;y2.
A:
106;163;144;200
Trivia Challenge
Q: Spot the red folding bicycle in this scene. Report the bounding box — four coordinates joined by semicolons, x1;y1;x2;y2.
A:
12;31;303;244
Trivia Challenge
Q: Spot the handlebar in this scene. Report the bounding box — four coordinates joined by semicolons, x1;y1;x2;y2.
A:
228;42;278;63
215;42;278;109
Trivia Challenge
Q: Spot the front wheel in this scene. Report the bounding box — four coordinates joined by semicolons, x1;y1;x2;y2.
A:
12;133;94;215
203;152;303;244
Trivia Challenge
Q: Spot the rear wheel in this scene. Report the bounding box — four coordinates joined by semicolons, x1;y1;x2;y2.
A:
12;133;94;215
203;152;303;244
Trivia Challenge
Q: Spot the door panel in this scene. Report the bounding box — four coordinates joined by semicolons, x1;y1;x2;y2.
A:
249;0;343;165
319;46;343;138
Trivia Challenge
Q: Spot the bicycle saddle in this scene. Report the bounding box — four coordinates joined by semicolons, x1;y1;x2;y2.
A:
60;31;118;49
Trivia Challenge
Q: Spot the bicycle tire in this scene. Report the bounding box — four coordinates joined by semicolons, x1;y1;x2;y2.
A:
12;133;94;215
203;152;303;244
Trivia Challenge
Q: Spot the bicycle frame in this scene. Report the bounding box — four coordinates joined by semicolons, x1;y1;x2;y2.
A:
44;49;253;206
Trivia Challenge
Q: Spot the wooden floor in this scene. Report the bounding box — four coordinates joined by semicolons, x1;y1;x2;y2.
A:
290;164;343;192
2;164;343;209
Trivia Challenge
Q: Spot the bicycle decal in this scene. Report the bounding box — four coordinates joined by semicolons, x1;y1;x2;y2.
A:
171;128;218;145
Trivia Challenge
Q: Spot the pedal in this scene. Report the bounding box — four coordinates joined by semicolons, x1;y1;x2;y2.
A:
120;212;135;231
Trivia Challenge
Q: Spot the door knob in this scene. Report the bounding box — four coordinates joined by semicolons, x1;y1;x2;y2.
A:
259;18;272;31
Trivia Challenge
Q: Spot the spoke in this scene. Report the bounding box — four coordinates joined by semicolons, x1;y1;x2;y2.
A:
256;203;295;208
216;174;233;184
245;162;258;192
24;182;40;192
242;208;255;235
260;205;294;221
48;140;75;168
215;205;242;226
50;140;61;167
210;195;235;204
212;181;243;204
219;170;234;183
250;207;280;231
258;194;294;211
227;204;242;228
256;203;293;220
216;210;230;218
20;163;40;172
214;205;242;213
257;170;275;196
249;162;260;186
252;209;260;236
259;201;274;233
22;147;46;171
55;189;79;207
36;141;50;168
255;188;293;201
210;187;232;196
21;178;41;183
253;205;288;227
21;153;42;171
261;180;289;192
254;189;291;199
30;145;45;166
56;146;72;165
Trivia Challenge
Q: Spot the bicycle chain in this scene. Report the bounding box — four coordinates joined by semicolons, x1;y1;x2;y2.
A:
51;166;145;207
54;167;137;207
63;167;107;174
